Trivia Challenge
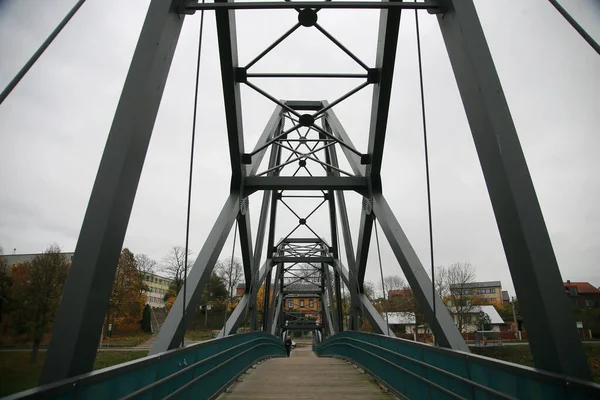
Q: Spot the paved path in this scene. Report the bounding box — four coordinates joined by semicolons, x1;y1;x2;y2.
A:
218;347;394;400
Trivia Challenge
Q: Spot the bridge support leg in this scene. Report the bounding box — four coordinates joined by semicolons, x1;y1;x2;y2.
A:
150;194;240;354
372;193;467;350
40;0;186;384
436;0;590;379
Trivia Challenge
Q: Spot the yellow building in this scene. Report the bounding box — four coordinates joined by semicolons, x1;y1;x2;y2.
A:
450;281;503;305
143;272;173;308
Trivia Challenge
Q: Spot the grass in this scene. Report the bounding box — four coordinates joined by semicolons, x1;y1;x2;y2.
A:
185;330;216;342
100;332;152;347
0;350;148;397
471;343;600;383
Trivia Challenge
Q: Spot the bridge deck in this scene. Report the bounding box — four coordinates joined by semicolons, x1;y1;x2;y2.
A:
218;346;394;399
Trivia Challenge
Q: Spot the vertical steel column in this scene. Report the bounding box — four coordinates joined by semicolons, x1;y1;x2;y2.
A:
334;270;344;332
322;263;338;334
435;0;590;378
323;118;361;330
40;0;186;384
267;262;283;332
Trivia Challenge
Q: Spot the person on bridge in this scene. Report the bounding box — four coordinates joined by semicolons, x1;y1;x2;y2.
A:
284;334;293;357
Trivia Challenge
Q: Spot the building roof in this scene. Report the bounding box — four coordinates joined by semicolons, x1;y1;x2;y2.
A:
449;281;501;289
447;305;505;324
383;312;416;325
501;291;510;301
564;281;600;295
283;282;321;292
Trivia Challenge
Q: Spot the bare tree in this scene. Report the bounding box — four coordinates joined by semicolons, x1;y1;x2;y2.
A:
363;281;377;301
136;253;157;275
439;261;481;332
381;275;406;295
162;246;193;292
216;257;243;332
434;265;449;299
216;257;244;300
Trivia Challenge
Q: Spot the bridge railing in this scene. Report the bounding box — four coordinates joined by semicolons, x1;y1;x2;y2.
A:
314;331;600;400
5;331;285;400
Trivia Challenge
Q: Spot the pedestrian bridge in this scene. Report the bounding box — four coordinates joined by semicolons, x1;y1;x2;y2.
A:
2;0;599;398
5;331;599;400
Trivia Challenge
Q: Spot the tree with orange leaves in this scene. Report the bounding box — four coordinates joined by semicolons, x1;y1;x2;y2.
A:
105;249;147;334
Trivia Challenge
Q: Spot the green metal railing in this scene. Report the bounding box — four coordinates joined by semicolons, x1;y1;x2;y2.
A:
314;331;600;400
5;331;286;400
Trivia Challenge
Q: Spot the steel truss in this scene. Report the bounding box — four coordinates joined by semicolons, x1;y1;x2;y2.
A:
40;0;591;385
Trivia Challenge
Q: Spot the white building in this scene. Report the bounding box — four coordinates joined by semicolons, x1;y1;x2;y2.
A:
448;305;506;333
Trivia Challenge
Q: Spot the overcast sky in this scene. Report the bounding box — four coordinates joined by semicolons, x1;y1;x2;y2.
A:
0;0;599;298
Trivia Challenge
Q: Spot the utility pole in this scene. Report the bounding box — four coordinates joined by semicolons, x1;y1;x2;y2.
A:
511;297;521;340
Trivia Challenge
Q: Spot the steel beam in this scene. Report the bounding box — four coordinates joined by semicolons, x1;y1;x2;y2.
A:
267;263;283;332
366;0;402;190
244;176;369;196
237;210;254;291
327;144;361;330
217;293;249;337
150;194;240;354
323;108;364;177
281;238;323;243
323;264;338;334
249;144;280;329
187;1;443;11
249;189;270;330
40;0;186;384
285;100;323;110
372;193;468;351
273;256;333;263
215;0;245;190
219;260;270;337
248;106;283;177
270;294;284;336
359;295;395;337
334;269;344;332
355;210;374;291
436;0;590;378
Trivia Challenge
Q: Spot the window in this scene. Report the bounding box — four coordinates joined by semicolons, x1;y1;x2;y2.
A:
309;300;314;308
477;288;495;294
300;300;305;307
288;300;293;309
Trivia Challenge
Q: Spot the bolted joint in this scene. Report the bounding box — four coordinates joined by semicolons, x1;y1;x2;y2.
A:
299;114;315;127
242;153;253;165
299;218;307;225
427;2;448;15
177;0;196;15
367;68;379;84
235;67;247;83
298;8;318;27
299;159;307;167
361;154;371;165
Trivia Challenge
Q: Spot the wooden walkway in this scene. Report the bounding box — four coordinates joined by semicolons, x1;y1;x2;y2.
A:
218;346;394;400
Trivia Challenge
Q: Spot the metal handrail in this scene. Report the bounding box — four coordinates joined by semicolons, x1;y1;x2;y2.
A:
4;332;285;400
163;342;281;400
315;332;600;399
317;338;515;400
119;336;283;400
